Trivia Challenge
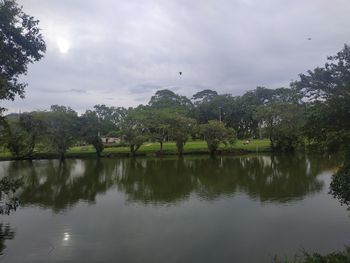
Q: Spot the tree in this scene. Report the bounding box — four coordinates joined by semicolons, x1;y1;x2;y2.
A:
79;110;103;157
43;105;78;160
228;87;299;139
119;111;148;156
330;163;350;207
292;44;350;154
200;120;236;155
18;112;45;155
93;104;127;135
130;107;173;152
3;120;30;157
167;115;196;155
0;113;43;157
192;89;218;105
0;0;46;112
148;89;193;113
253;102;305;151
192;93;232;124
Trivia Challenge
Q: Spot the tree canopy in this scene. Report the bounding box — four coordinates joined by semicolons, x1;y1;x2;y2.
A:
0;0;46;111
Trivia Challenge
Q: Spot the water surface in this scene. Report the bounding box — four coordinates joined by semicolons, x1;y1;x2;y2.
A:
0;154;348;263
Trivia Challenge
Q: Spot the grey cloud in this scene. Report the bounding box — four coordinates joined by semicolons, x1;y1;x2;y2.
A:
37;88;87;94
5;0;350;112
129;84;163;94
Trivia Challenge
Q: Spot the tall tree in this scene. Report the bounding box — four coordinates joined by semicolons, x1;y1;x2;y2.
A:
192;89;218;105
119;110;148;156
131;108;172;152
3;119;30;157
148;89;193;113
18;112;45;155
0;0;46;113
292;44;350;154
79;110;104;157
253;102;305;151
192;93;232;124
167;115;196;155
200;120;236;155
93;104;127;135
43;105;78;160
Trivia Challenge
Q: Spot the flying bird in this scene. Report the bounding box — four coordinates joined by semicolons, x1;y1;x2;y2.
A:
308;37;312;40
179;72;182;75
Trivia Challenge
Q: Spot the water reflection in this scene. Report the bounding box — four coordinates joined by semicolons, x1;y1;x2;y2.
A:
330;164;350;208
0;223;15;255
4;160;118;212
1;154;339;211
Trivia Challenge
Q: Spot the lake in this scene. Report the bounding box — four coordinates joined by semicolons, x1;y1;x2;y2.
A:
0;154;348;263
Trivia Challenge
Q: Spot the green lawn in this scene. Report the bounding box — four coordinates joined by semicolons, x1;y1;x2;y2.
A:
0;139;271;160
70;139;270;155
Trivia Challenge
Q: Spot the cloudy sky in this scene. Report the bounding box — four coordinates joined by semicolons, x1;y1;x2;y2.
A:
4;0;350;112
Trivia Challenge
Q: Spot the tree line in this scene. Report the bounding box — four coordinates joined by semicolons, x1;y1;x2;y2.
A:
1;42;350;159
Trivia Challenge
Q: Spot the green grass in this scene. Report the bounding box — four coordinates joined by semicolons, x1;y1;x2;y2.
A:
69;139;270;154
0;139;271;160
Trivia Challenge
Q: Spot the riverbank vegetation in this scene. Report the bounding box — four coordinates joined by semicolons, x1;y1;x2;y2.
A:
0;45;349;160
0;139;271;160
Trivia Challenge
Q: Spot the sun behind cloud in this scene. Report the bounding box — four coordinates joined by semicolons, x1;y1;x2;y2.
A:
56;37;70;53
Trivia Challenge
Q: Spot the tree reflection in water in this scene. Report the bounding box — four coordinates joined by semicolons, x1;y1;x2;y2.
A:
330;164;350;208
2;154;339;211
0;224;15;255
5;159;118;212
0;175;21;255
116;154;338;204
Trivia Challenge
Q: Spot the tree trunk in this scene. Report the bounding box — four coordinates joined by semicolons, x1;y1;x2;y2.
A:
130;145;135;157
59;151;65;161
176;141;184;156
160;141;163;152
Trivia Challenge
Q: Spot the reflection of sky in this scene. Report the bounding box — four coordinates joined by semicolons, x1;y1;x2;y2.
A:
4;0;350;113
63;232;70;242
0;155;345;262
2;180;350;263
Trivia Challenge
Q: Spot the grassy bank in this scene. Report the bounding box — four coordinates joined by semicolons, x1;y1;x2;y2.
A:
0;139;271;161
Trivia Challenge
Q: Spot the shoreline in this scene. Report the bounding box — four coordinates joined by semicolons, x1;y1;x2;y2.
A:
0;148;272;162
0;139;272;162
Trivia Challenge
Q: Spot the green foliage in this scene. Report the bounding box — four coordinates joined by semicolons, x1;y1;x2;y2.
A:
131;107;174;152
148;89;193;113
330;164;350;207
42;105;79;159
106;131;119;137
119;110;148;155
192;89;218;104
93;104;127;135
18;112;44;154
293;44;350;153
3;121;30;157
0;0;46;105
1;113;44;157
0;174;22;215
192;93;232;124
167;115;196;155
79;110;103;157
200;120;236;155
254;102;305;152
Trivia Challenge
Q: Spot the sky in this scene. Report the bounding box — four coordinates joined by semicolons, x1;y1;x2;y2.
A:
4;0;350;113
